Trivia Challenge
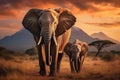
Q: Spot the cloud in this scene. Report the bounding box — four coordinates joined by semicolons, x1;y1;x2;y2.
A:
118;13;120;15
0;18;22;39
90;0;120;7
0;0;120;39
0;18;21;30
0;0;120;17
86;21;120;28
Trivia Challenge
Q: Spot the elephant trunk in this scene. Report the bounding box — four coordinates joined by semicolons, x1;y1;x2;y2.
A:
73;52;80;72
38;37;52;66
37;27;57;66
43;28;52;66
73;58;78;72
44;42;51;66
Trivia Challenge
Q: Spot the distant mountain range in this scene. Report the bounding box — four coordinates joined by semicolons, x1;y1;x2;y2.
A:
0;29;35;51
70;27;97;43
91;32;120;51
0;26;119;52
91;32;120;44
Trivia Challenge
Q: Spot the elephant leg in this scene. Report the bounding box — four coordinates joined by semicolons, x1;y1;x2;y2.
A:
57;53;63;73
81;55;85;68
49;45;57;76
78;55;85;73
37;45;46;76
69;58;75;73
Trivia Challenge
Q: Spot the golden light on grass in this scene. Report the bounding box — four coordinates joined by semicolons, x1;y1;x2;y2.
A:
0;52;120;80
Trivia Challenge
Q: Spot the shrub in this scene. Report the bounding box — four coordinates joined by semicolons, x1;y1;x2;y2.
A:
0;51;15;60
99;53;115;62
0;47;24;60
0;63;23;76
0;46;6;51
25;47;37;56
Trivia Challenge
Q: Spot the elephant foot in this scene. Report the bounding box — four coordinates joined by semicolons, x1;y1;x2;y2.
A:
76;70;80;73
39;70;46;76
49;70;56;77
56;69;60;73
49;71;56;77
71;70;75;73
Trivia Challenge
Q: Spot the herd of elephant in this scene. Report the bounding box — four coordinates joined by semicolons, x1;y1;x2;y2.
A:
22;8;88;76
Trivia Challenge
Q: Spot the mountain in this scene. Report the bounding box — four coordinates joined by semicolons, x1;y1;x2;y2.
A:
70;27;97;43
0;29;35;51
0;26;96;51
91;32;120;51
0;26;119;52
91;32;120;44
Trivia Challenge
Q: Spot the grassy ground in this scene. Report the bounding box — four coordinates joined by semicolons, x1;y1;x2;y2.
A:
0;49;120;80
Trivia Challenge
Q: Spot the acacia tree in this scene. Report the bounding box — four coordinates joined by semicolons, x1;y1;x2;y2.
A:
89;40;115;56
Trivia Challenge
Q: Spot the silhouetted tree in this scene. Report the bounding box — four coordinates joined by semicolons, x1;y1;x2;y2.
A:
89;40;115;56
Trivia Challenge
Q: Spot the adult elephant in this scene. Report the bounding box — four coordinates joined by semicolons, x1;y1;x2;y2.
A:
64;39;88;73
22;8;76;76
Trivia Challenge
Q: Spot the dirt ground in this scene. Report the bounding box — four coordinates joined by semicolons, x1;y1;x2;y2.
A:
0;54;120;80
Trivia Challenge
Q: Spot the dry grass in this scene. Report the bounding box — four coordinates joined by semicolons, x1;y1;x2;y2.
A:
0;51;120;80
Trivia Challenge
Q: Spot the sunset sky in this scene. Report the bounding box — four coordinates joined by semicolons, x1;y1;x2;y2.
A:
0;0;120;41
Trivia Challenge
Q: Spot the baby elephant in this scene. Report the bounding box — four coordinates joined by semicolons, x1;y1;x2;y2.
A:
64;39;88;73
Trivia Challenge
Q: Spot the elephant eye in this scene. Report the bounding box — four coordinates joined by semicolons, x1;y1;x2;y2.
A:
39;22;41;25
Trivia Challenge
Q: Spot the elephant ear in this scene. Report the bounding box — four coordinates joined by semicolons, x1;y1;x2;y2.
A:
55;8;76;36
22;9;43;35
64;42;73;56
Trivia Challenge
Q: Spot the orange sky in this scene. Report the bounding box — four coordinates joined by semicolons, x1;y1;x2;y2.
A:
0;0;120;41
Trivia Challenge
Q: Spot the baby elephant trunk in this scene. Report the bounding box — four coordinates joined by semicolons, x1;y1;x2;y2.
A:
72;51;80;72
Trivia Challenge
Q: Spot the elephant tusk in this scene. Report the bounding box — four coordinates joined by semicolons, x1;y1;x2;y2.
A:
53;35;57;46
37;36;42;45
53;31;57;46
